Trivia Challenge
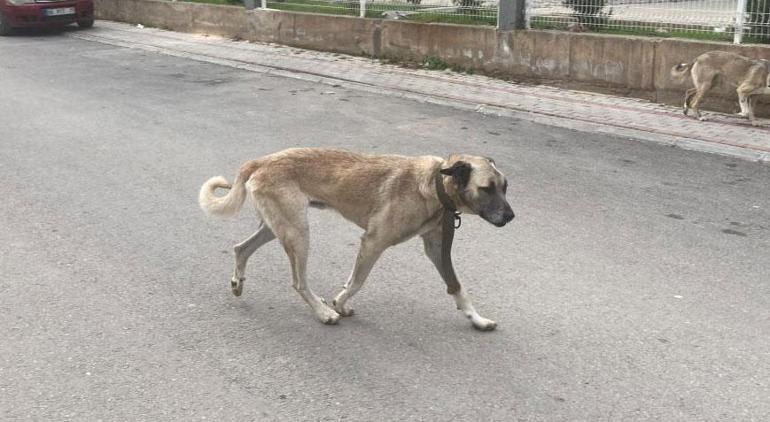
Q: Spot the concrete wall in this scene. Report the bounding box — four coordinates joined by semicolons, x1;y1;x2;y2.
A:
94;0;770;114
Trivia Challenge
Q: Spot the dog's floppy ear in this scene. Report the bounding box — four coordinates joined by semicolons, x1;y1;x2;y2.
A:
440;161;472;187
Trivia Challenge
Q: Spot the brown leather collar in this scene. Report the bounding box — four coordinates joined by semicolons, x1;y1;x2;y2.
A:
433;169;462;294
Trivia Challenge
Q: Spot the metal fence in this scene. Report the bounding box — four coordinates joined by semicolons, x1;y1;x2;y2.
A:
262;0;497;25
254;0;770;43
526;0;770;43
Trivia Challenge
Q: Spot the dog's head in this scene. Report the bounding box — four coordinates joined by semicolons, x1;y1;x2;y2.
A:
440;154;515;227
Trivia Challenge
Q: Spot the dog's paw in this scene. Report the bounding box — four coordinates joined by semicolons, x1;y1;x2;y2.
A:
736;111;749;118
471;317;497;332
231;277;244;297
697;116;708;122
331;299;355;317
315;307;341;325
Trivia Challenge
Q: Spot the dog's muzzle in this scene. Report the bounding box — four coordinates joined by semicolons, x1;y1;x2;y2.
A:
483;207;515;227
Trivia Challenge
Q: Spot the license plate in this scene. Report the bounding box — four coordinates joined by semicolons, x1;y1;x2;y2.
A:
44;7;76;16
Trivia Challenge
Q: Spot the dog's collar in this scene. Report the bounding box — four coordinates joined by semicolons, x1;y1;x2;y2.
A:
434;169;462;229
434;169;457;211
433;169;462;295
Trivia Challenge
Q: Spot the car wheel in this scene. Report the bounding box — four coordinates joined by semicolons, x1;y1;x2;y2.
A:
0;11;13;36
77;19;94;29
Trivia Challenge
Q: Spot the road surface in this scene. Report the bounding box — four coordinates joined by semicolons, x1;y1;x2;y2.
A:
1;27;769;421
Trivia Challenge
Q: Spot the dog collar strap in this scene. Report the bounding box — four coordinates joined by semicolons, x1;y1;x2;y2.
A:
435;171;462;228
434;170;462;295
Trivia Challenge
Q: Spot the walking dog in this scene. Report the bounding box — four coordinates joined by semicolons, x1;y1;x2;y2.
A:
199;148;514;331
671;50;770;126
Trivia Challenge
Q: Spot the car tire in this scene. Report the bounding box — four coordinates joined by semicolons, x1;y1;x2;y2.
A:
0;11;13;36
77;19;94;29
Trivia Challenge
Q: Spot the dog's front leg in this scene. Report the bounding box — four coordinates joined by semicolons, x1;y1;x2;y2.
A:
421;228;497;331
332;234;387;317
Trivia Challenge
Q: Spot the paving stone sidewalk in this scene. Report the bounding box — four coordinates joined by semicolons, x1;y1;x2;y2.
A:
72;21;770;162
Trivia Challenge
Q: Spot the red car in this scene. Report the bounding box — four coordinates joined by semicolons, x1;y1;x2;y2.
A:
0;0;94;35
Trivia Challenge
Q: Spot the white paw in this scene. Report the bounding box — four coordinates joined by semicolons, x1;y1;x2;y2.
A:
698;116;708;122
736;111;748;118
471;317;497;331
315;307;341;325
231;277;244;297
331;299;354;317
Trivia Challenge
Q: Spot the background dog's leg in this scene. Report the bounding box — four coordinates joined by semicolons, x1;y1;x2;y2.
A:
231;222;276;296
689;87;710;121
689;71;715;121
747;88;769;126
332;234;386;317
748;95;759;126
683;88;697;115
421;229;496;331
737;85;753;118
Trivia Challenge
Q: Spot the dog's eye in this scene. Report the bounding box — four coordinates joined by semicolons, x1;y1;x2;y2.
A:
480;183;495;193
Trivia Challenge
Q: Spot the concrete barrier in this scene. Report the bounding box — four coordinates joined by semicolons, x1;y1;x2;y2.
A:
247;10;380;56
94;0;770;115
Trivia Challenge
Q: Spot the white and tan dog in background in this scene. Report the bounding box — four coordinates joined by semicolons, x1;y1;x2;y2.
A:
199;148;514;331
671;50;770;126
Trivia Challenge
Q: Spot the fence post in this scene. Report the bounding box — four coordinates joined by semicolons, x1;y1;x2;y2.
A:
498;0;526;31
359;0;366;17
734;0;748;44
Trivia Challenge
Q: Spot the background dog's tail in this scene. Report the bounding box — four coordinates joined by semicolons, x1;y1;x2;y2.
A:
670;62;693;80
198;161;258;218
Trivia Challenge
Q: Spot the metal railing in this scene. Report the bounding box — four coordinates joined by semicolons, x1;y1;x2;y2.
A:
247;0;770;43
260;0;497;25
527;0;770;43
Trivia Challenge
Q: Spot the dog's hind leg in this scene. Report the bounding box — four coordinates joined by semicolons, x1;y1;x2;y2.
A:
689;69;716;121
260;194;340;325
231;222;276;296
737;84;753;118
747;87;770;126
683;88;697;115
748;94;761;126
420;228;496;331
689;87;710;121
331;232;388;317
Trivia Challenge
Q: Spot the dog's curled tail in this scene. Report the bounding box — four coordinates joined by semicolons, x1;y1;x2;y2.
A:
198;161;258;218
670;62;693;80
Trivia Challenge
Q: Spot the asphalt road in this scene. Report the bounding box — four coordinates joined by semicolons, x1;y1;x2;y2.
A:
1;28;769;421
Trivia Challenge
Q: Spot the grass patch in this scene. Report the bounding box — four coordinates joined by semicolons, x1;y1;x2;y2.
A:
186;0;243;5
266;0;361;16
423;56;449;70
421;56;475;73
408;11;496;26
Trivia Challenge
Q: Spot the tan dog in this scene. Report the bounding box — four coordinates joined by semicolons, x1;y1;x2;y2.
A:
671;51;770;126
199;148;514;330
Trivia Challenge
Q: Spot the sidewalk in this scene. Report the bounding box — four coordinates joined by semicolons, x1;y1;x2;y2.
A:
72;21;770;162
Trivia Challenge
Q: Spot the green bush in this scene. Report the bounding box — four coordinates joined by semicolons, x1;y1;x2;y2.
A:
745;0;770;43
563;0;608;29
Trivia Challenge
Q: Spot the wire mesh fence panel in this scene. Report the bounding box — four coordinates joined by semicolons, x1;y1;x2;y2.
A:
742;0;770;41
526;0;750;41
264;0;499;25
